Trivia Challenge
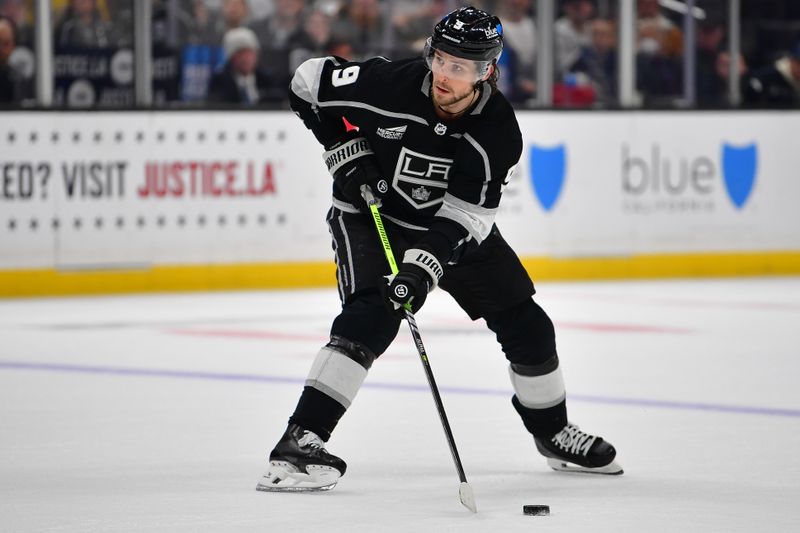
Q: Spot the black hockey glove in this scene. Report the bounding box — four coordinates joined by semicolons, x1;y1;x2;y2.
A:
322;134;388;209
383;248;444;316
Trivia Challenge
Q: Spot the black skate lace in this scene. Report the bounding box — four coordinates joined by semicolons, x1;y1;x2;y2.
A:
297;430;325;450
551;424;597;457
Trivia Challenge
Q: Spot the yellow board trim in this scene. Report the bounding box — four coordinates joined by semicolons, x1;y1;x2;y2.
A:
1;251;800;298
519;251;800;280
0;262;337;298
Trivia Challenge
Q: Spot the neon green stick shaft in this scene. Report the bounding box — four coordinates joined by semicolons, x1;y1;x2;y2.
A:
362;187;474;511
368;202;399;276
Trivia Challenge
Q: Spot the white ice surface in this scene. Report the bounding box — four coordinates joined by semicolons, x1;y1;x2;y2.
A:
1;278;799;532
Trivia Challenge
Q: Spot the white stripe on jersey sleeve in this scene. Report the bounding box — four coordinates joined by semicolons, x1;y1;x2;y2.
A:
290;56;337;104
319;100;429;126
435;192;497;244
462;133;492;206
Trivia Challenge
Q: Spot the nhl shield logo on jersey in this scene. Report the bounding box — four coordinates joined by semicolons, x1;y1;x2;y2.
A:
392;147;452;209
434;123;447;136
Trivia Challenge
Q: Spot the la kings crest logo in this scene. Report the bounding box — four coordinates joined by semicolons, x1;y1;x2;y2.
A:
392;147;453;209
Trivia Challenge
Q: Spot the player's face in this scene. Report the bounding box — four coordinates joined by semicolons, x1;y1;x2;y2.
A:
430;50;482;112
430;50;480;83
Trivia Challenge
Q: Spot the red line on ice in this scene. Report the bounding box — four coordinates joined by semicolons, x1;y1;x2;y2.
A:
554;321;693;334
163;328;327;342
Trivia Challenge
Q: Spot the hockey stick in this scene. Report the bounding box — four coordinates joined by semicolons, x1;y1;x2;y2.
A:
362;187;477;514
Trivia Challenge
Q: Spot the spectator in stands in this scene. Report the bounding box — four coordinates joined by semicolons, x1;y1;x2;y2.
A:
249;0;313;89
570;17;618;106
636;0;682;58
222;0;251;31
0;0;32;48
496;0;537;103
303;7;332;53
694;14;747;107
635;0;682;104
190;0;252;46
555;0;594;75
744;40;800;107
54;0;118;48
250;0;307;50
715;51;747;102
695;15;725;105
330;0;386;60
207;26;280;105
303;7;362;61
392;0;449;55
186;0;218;44
0;14;22;103
327;38;354;60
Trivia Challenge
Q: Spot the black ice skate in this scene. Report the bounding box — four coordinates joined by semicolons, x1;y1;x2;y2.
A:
534;423;623;475
256;424;347;492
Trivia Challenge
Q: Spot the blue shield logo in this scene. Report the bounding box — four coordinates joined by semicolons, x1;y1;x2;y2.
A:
721;143;758;209
529;144;566;211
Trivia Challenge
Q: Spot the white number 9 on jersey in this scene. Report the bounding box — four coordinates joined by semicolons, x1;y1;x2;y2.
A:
331;66;360;87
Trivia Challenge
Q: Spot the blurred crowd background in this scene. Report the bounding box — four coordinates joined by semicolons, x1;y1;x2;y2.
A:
1;0;799;109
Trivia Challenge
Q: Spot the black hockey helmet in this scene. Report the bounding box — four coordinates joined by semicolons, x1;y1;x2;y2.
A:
423;6;503;81
429;6;503;62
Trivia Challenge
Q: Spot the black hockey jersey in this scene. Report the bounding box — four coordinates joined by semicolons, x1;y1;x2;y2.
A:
289;56;523;263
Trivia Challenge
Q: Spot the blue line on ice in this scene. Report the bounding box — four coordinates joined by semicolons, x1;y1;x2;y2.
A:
2;360;798;418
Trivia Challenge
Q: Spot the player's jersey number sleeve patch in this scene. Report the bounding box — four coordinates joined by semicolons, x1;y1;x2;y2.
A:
332;66;360;87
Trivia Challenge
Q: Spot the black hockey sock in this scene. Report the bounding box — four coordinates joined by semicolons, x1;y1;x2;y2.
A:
287;386;347;442
512;395;568;439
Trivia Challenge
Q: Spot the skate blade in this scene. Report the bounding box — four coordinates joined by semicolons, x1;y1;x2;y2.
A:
547;458;624;475
256;461;342;492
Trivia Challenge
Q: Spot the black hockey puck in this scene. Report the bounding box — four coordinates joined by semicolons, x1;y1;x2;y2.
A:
523;505;550;516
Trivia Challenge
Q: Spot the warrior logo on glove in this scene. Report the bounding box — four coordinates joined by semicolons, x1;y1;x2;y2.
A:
324;138;373;174
384;248;444;315
322;134;387;209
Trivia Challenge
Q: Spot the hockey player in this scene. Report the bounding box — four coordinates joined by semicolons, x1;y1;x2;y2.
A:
258;6;622;493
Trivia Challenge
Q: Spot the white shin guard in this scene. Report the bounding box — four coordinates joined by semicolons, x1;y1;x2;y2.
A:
305;344;369;408
509;363;566;410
